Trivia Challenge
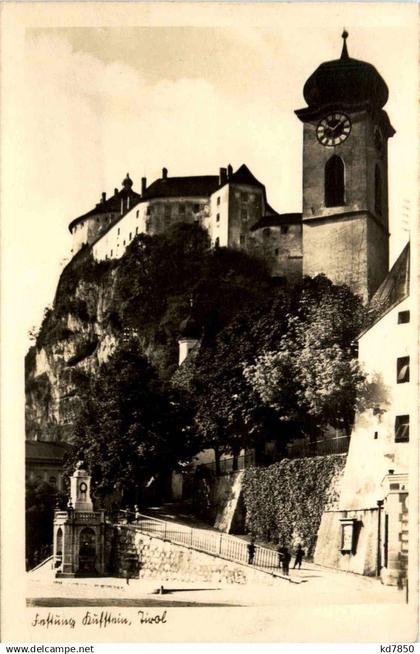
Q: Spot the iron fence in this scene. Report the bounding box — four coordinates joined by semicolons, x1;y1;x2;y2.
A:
198;452;256;475
128;513;280;571
286;435;350;458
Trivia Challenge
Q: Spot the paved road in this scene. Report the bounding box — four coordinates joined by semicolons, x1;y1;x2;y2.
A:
27;559;404;609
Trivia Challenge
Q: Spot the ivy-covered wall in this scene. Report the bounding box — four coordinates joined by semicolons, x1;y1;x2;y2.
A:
242;454;346;556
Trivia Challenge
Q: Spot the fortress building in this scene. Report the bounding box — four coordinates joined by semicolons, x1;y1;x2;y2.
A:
67;33;394;301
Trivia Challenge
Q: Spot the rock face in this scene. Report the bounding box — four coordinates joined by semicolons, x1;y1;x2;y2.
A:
25;250;163;444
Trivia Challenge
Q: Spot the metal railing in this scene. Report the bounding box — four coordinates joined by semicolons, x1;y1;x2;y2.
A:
286;435;350;458
127;513;280;571
197;452;256;475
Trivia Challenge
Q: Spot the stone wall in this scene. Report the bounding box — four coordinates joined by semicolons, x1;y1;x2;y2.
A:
113;526;280;585
314;508;378;576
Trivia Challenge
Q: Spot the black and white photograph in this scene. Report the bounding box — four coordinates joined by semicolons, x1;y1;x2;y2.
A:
1;1;418;645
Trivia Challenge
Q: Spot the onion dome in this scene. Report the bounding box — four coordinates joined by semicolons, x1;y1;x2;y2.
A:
179;314;201;340
122;173;133;190
303;31;389;110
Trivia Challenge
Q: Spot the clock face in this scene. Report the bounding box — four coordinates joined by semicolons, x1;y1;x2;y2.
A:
316;113;351;147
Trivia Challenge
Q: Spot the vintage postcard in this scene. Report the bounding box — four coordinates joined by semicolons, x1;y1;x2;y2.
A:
1;1;418;646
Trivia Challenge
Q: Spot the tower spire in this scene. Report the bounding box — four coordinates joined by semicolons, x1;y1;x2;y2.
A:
341;29;349;59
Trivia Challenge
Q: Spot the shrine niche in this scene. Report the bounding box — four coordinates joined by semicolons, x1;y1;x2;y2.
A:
53;463;106;578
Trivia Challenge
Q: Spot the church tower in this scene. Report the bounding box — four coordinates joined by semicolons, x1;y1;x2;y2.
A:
295;32;395;302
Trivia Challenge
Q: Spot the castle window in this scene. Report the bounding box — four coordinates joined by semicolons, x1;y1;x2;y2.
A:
398;311;410;324
117;228;120;236
240;234;245;245
397;356;409;383
129;232;132;241
215;237;220;248
325;155;345;207
241;192;249;203
136;210;139;218
395;415;409;443
217;197;220;206
145;220;150;233
123;240;126;246
216;213;220;223
193;204;200;213
111;249;113;256
135;227;138;235
275;248;279;256
281;225;289;234
146;206;151;216
375;165;382;215
241;208;247;222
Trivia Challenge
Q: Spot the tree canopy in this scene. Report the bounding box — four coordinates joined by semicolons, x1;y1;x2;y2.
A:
66;340;195;505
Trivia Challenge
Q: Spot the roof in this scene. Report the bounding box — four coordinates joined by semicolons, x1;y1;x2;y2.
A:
68;174;141;232
297;33;392;131
367;242;410;324
141;176;219;200
26;440;73;462
222;164;264;189
251;212;302;231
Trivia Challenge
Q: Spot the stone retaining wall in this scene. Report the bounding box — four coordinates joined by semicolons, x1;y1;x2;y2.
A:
113;526;283;585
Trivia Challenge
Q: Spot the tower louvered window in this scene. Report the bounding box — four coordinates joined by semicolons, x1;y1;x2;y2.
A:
325;155;345;207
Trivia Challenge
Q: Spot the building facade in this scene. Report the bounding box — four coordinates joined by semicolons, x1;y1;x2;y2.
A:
314;244;412;585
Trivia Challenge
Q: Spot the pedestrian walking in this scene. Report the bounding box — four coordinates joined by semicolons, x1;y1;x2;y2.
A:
247;540;256;565
293;543;305;569
281;547;291;575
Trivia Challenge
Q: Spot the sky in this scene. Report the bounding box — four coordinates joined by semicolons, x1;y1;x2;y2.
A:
1;4;417;347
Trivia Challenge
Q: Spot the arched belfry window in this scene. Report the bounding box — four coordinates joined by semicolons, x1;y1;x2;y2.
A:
325;156;345;207
375;165;382;215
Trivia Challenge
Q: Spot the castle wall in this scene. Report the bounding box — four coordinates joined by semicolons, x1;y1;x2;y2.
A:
249;223;303;281
228;184;264;249
92;203;147;261
92;196;210;261
206;185;230;246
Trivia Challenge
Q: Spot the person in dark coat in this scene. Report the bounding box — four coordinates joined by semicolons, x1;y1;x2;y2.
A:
277;544;284;569
293;543;305;569
247;540;256;565
281;547;291;575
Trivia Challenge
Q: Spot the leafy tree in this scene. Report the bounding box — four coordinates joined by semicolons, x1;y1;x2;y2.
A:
186;291;294;469
26;480;66;568
244;275;370;438
66;340;195;506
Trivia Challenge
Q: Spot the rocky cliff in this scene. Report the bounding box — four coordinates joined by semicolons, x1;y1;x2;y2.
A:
25;246;179;443
25;224;271;444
